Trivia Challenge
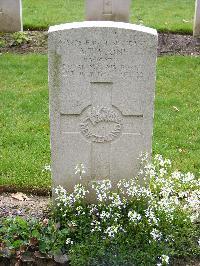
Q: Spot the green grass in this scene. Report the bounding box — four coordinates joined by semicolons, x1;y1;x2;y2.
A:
23;0;195;33
154;56;200;174
0;54;50;189
0;54;199;189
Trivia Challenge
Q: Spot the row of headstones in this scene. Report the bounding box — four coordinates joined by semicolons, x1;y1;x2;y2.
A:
0;0;200;37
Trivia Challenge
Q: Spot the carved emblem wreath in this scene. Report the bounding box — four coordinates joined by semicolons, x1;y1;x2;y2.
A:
80;106;122;143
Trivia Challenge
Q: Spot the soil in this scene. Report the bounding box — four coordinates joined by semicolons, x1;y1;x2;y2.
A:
0;31;48;54
0;193;51;220
158;32;200;56
0;31;200;56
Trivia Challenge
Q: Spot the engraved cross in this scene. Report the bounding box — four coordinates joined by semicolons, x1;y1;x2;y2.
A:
61;81;143;179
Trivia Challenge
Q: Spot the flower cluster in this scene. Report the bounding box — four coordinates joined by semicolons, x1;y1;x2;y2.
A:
157;255;170;266
75;163;86;179
128;210;141;223
54;155;200;265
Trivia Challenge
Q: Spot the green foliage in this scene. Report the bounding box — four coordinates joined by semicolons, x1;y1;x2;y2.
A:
0;217;30;251
51;155;200;265
0;39;6;48
22;0;195;33
11;32;31;46
0;217;69;257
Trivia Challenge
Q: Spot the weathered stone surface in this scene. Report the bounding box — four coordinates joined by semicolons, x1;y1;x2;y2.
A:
0;0;22;32
194;0;200;37
48;21;157;196
86;0;131;22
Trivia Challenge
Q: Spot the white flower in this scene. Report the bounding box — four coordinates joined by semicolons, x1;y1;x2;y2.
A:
183;172;195;183
42;164;51;172
66;238;73;245
161;255;170;264
92;180;112;202
71;221;77;227
159;168;167;177
105;225;121;238
54;185;67;197
100;211;111;220
138;169;144;175
145;208;159;225
109;193;123;207
159;186;173;198
171;171;181;180
150;228;162;241
74;184;89;201
91;220;101;232
178;191;188;198
75;163;86;179
128;210;141;223
76;206;85;215
113;212;121;222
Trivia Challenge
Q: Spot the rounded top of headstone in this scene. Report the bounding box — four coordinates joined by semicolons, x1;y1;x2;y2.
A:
48;21;157;36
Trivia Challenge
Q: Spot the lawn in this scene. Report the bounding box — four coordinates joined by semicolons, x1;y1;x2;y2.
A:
23;0;195;33
0;54;199;189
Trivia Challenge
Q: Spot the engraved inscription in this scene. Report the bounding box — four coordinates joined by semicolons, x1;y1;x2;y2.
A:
80;107;122;143
59;37;148;79
61;63;143;79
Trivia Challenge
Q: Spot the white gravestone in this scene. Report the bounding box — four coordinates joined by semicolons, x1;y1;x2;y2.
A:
86;0;131;22
48;21;157;195
0;0;22;32
194;0;200;37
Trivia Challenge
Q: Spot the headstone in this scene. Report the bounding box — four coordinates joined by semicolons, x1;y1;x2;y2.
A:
86;0;131;22
0;0;22;32
194;0;200;37
48;21;157;196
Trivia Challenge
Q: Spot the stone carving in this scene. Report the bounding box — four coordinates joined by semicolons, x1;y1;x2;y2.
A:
80;106;122;143
48;22;158;195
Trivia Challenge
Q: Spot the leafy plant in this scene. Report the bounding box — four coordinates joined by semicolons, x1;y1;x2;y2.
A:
11;32;31;46
0;217;69;259
53;155;200;265
0;39;6;48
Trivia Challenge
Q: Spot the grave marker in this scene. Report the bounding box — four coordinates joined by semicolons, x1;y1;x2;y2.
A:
86;0;131;22
194;0;200;37
0;0;22;32
48;21;157;196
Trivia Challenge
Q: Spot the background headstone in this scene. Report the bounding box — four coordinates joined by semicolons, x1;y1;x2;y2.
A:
194;0;200;37
49;21;157;196
0;0;22;32
86;0;131;22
